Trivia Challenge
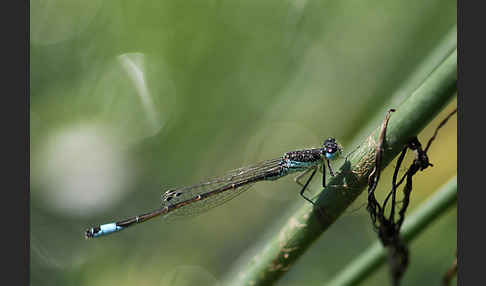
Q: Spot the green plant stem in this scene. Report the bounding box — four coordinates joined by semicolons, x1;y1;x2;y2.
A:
327;176;457;286
226;48;457;286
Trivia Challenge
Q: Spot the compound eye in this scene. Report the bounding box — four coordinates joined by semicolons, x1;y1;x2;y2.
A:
323;138;336;149
323;137;340;160
323;138;335;147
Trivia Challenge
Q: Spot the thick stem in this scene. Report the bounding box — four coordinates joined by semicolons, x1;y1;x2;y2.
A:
226;49;457;286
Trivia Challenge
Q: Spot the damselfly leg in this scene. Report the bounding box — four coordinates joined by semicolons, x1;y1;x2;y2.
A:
293;158;337;205
326;159;335;177
294;166;315;187
299;166;318;205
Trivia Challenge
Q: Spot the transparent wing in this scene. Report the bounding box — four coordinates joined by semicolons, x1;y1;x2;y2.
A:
161;158;283;220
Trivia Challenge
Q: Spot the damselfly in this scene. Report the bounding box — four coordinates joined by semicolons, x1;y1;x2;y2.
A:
85;138;343;239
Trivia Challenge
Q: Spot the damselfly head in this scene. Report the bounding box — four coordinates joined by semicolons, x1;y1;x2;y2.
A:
322;137;342;160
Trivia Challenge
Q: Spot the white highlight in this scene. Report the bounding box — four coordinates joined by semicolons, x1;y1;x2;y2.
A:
118;53;161;137
35;123;133;217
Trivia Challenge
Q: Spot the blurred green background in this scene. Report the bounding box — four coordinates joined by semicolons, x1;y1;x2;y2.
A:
30;1;457;285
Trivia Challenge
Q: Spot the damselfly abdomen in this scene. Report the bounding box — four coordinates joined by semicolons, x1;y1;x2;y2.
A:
85;138;342;239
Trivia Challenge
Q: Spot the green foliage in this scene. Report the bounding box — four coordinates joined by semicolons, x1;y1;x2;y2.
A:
30;1;456;285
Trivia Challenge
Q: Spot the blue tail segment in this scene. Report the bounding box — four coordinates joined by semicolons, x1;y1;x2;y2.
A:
85;223;124;239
